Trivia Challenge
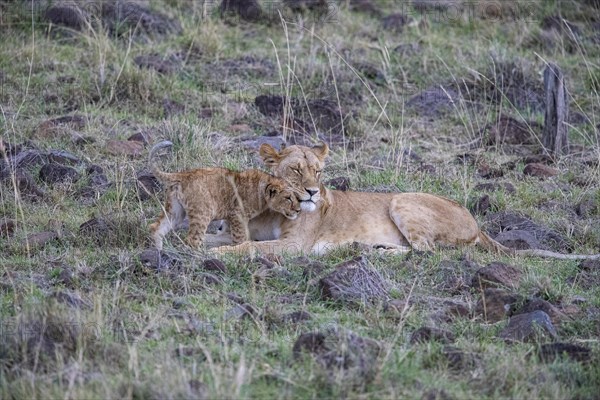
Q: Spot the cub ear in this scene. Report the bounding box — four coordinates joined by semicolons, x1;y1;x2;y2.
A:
265;183;280;198
311;141;329;161
259;144;282;168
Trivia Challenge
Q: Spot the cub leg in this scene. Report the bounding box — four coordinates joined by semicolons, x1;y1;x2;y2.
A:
185;206;212;249
227;212;249;244
149;195;186;250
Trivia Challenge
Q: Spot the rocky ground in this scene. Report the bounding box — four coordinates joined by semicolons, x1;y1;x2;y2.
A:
1;0;599;398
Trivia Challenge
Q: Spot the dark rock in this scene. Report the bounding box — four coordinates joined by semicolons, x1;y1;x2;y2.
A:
283;0;328;13
474;182;516;193
293;332;327;357
79;217;110;240
127;132;150;144
12;170;46;200
44;5;87;30
381;13;412;33
301;260;327;280
473;194;492;215
407;86;461;118
517;299;569;325
10;149;47;170
499;311;558;343
39;163;80;185
441;346;478;371
494;230;542;250
475;288;521;322
282;310;312;323
25;231;59;250
105;140;144;157
136;172;161;200
87;165;110;187
220;0;263;21
575;197;597;218
0;217;16;237
47;150;81;166
134;54;181;74
410;327;455;344
348;0;382;16
471;262;522;290
101;1;182;37
523;154;554;165
579;259;600;271
523;163;559;178
138;249;177;271
319;256;390;304
485;211;569;253
484;116;538;145
422;389;453;400
538;343;591;363
356;62;386;84
541;16;582;36
201;259;228;274
201;273;222;285
325;177;350;191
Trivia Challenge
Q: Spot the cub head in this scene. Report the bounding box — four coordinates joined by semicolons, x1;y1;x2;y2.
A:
259;142;329;212
264;180;302;220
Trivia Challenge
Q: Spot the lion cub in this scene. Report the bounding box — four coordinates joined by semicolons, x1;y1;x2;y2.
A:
148;141;301;250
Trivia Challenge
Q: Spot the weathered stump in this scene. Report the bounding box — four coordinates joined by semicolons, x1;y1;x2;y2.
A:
542;63;569;156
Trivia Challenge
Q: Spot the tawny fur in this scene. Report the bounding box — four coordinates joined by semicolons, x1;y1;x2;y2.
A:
148;141;301;250
213;143;600;260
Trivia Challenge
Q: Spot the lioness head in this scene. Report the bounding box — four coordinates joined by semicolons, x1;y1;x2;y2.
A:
264;181;302;220
259;143;329;212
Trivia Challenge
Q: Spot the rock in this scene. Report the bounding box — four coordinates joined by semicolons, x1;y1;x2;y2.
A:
220;0;263;21
494;230;542;250
12;170;46;200
575;197;597;218
47;150;81;166
499;311;558;343
325;177;350;191
579;259;600;271
319;256;390;304
485;211;569;253
523;163;559;178
0;217;16;237
39;163;80;185
44;5;87;30
407;86;461;118
282;310;312;323
381;13;413;33
105;140;144;157
441;345;478;372
422;389;453;400
473;194;492;215
79;217;111;242
224;303;258;321
136;172;161;200
541;15;582;36
475;288;521;322
35;115;86;138
301;260;327;280
471;262;522;290
538;343;591;363
9;149;47;170
201;259;228;274
101;1;182;37
24;231;59;250
127;132;151;144
292;328;381;384
138;249;178;271
283;0;328;13
474;182;516;194
409;327;455;344
484;116;537;145
134;54;181;75
348;0;382;16
517;299;569;325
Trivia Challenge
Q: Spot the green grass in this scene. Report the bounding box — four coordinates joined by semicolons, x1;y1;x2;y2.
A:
1;0;600;399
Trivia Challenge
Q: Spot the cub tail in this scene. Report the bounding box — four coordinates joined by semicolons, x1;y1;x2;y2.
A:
149;140;175;183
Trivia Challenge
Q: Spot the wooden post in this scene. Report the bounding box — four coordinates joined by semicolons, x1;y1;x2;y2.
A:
543;63;569;156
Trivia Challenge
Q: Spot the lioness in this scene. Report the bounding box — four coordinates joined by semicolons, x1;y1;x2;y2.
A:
148;141;301;250
214;143;600;260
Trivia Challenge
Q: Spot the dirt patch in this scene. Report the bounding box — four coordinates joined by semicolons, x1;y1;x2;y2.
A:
102;1;182;38
483;115;540;146
406;86;462;119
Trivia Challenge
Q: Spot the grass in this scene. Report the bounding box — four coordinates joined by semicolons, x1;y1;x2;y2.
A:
1;0;600;398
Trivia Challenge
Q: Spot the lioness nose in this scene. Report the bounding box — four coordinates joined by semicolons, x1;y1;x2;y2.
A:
306;188;318;196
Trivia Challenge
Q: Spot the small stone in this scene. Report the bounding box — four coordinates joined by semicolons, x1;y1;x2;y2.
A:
517;299;569;325
105;140;144;157
39;163;80;185
494;230;542;250
499;310;558;343
136;173;161;200
127;132;150;144
475;288;521;322
202;259;228;274
409;326;455;344
441;345;478;371
523;163;559;178
578;259;600;271
472;262;522;290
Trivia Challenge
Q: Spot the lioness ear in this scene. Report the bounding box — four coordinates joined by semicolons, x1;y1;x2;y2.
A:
312;142;329;161
259;144;281;167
